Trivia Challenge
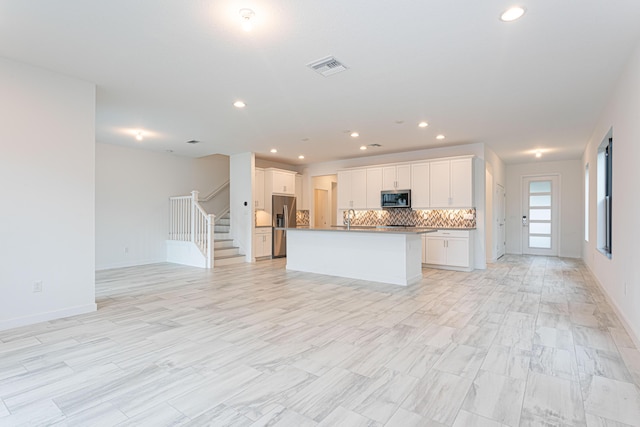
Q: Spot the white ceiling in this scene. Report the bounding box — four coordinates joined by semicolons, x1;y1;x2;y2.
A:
2;1;640;165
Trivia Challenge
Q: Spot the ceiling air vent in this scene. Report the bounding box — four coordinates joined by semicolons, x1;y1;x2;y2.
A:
368;143;382;148
186;140;200;144
307;56;347;77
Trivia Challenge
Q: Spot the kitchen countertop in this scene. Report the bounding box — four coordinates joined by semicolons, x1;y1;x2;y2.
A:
275;225;438;234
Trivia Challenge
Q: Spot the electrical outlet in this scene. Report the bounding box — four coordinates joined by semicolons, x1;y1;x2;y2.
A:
124;247;129;254
33;281;43;293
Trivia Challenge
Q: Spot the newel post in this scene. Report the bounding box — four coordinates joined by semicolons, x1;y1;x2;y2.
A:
191;190;199;244
207;213;215;268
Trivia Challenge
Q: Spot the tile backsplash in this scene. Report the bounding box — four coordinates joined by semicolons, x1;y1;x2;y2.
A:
341;208;476;228
297;210;310;226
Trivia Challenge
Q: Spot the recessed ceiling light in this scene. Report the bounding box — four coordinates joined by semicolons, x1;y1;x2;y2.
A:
436;134;445;140
233;100;246;108
535;150;542;158
270;148;277;153
395;120;404;124
418;121;429;128
500;6;526;22
239;8;255;32
301;138;310;142
298;155;305;159
135;131;143;141
360;146;367;151
350;132;359;138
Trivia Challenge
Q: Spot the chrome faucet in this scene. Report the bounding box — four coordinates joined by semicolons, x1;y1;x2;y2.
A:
345;209;356;230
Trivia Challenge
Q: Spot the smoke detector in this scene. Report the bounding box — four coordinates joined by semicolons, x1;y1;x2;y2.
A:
307;56;347;77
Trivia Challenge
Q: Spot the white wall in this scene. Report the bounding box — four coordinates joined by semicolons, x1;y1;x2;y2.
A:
505;160;582;258
304;143;489;269
582;40;640;344
96;143;228;270
230;153;254;262
485;146;507;262
0;57;96;330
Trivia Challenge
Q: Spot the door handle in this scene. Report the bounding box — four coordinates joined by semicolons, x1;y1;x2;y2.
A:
522;216;528;226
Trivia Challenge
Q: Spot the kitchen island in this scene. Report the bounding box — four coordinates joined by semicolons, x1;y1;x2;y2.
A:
279;226;436;286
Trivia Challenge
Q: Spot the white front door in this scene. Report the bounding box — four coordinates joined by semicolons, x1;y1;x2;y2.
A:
522;176;559;256
496;183;506;258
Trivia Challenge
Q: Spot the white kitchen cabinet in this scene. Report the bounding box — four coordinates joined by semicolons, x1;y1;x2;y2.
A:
423;230;472;271
429;157;473;208
337;169;367;209
254;168;265;210
411;162;430;208
366;167;383;209
295;174;308;210
382;164;411;190
254;228;272;259
266;168;295;195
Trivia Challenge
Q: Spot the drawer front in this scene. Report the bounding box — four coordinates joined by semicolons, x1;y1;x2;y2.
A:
429;230;470;238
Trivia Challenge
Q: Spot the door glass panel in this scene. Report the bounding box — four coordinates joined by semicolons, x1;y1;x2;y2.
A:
530;223;551;234
530;195;551;207
529;236;551;248
529;209;551;221
530;181;551;193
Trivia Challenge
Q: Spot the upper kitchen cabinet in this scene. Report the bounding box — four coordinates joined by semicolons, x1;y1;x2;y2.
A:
382;164;411;191
365;167;383;209
337;169;367;209
295;174;309;210
254;167;265;210
429;157;474;208
265;168;295;195
411;162;430;208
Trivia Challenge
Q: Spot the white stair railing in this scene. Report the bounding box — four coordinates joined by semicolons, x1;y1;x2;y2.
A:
169;190;215;268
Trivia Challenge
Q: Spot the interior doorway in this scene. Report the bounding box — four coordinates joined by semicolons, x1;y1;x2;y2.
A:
522;175;559;256
314;189;329;227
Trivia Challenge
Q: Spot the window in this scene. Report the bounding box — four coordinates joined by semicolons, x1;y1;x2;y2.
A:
597;129;612;256
584;164;589;242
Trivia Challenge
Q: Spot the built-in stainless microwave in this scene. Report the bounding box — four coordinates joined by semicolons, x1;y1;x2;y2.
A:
381;190;411;209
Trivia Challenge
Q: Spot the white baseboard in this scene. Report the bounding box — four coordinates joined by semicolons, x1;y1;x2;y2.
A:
586;264;640;349
0;303;97;332
95;258;165;271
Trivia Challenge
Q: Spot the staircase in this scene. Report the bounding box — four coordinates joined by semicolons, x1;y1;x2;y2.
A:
212;213;245;266
167;186;246;269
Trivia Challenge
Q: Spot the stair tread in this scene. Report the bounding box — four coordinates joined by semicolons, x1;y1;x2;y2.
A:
214;238;233;242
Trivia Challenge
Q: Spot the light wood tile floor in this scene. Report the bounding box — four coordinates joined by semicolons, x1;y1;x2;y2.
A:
1;256;640;426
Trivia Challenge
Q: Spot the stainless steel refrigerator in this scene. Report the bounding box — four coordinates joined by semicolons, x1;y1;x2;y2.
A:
272;195;296;258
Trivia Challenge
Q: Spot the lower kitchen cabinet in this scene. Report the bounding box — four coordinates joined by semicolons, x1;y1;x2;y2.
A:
422;230;473;271
254;228;272;259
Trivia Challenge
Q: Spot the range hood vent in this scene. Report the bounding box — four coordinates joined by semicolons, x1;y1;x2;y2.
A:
307;56;347;77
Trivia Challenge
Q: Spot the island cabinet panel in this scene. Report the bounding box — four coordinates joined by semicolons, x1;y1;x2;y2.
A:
254;168;265;210
411;162;430;208
429;157;473;208
337;169;367;209
382;164;411;191
366;167;383;209
422;230;472;271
